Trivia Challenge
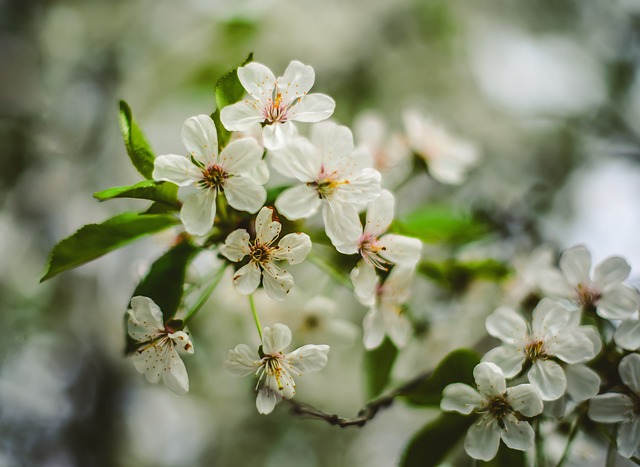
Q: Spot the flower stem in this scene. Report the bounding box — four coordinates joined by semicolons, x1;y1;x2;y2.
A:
535;418;545;467
249;294;263;341
183;264;228;324
555;416;580;467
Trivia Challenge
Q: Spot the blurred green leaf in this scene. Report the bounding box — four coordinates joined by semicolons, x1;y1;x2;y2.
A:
41;213;179;282
418;259;511;291
395;205;488;244
480;446;526;467
400;412;475;467
364;337;398;398
94;180;179;207
118;100;155;179
402;348;479;406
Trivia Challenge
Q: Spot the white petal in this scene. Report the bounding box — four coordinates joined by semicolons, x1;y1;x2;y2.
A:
162;348;190;395
364;189;394;237
323;201;363;251
332;168;382;207
381;305;412;348
481;345;525;378
538;269;574;298
547;330;595;364
474;362;507;396
350;260;380;306
224;176;267;214
263;122;297;150
506;384;544;417
363;306;386;350
531;298;571;336
574;326;603;361
256;386;280;415
619;353;640;394
237;62;276;103
220;100;263;131
464;415;502;461
275;185;322;220
614;320;640;351
378;234;422;266
246;159;270;185
286;344;330;374
274;233;312;264
219;137;264;175
427;138;478;185
485;307;527;344
262;263;295;301
618;418;640;458
598;284;639;319
266;369;296;400
262;323;292;355
220;229;251;262
311;121;354;162
255;206;281;245
131;343;164;384
232;262;261;295
182;114;217;165
589;393;634;423
559;245;592;287
501;414;535;451
289;93;335;122
440;383;483;414
169;331;194;354
180;189;217;236
528;360;566;401
565;364;601;401
269;136;322;181
224;344;259;376
381;265;415;304
128;296;164;341
277;60;315;102
594;256;631;290
153;155;201;186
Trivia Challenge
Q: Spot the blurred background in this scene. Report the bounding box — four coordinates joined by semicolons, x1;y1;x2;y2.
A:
3;0;640;465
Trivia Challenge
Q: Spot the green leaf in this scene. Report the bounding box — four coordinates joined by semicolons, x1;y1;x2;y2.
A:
94;180;179;207
41;213;179;281
364;337;398;398
402;348;480;406
480;446;526;467
395;205;488;244
401;412;476;467
119;100;155;179
418;259;511;291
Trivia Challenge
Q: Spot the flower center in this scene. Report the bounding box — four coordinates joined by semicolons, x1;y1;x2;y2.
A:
359;234;390;271
303;315;320;330
263;91;288;124
250;242;272;265
262;353;287;390
484;393;512;420
200;164;228;190
577;283;602;309
524;339;548;362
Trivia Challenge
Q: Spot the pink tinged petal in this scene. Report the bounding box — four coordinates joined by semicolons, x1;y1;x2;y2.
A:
181;114;218;165
565;364;601;401
547;330;595;363
311;121;354;162
559;245;592;287
224;344;259;376
277;60;315;102
617;418;640;458
180;189;217;236
474;362;507;396
378;234;422;266
332;168;382;208
323;201;364;251
363;306;386;350
485;307;527;345
620;353;640;393
232;262;261;295
269;137;321;181
286;344;330;374
531;298;572;337
128;296;164;341
262;323;292;355
481;345;525;378
162;349;189;395
505;384;544;417
364;189;395;237
594;256;631;290
589;393;634;423
598;284;639;319
220;229;251;262
274;233;312;264
289;93;335;122
440;383;483;414
263;121;297;150
350;260;380;306
464;415;502;461
261;263;295;301
237;62;277;103
224;176;267;214
528;360;566;401
256;387;280;415
500;414;535;451
254;207;281;245
275;185;322;220
169;331;194;354
153;155;201;186
220;100;264;131
219;138;264;175
614;320;640;351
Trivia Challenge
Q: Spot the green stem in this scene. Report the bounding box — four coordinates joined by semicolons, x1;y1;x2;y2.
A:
183;264;228;324
555;417;580;467
217;191;229;221
249;294;263;341
535;418;545;467
308;253;352;290
605;425;617;467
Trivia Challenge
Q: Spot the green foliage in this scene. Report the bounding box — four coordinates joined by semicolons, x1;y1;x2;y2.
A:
402;348;480;406
364;338;398;398
395;205;489;244
418;259;511;291
480;446;526;467
94;180;179;207
400;412;475;467
41;213;179;281
118;100;156;179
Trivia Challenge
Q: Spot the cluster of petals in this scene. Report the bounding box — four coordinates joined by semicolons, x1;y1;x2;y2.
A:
540;245;639;319
221;60;335;150
270;121;382;250
153;114;268;236
127;296;194;395
483;298;601;401
220;206;312;301
441;362;543;461
589;353;640;458
224;323;329;414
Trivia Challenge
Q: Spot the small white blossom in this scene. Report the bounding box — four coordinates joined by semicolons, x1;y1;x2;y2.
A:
589;353;640;458
482;298;600;400
224;323;329;414
153;114;268;236
220;60;335;150
540;245;639;319
441;362;543;461
127;296;194;395
288;296;359;345
220;206;312;301
270;121;382;251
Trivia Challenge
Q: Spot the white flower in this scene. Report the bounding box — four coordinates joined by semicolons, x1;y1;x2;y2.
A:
589;353;640;458
153;114;268;236
540;245;639;319
482;298;600;401
224;323;329;414
127;296;194;395
219;206;312;300
614;316;640;350
403;109;479;185
270;121;382;251
441;362;543;461
220;60;335;150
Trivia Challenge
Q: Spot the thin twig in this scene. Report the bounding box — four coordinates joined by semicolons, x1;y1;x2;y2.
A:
555;416;580;467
